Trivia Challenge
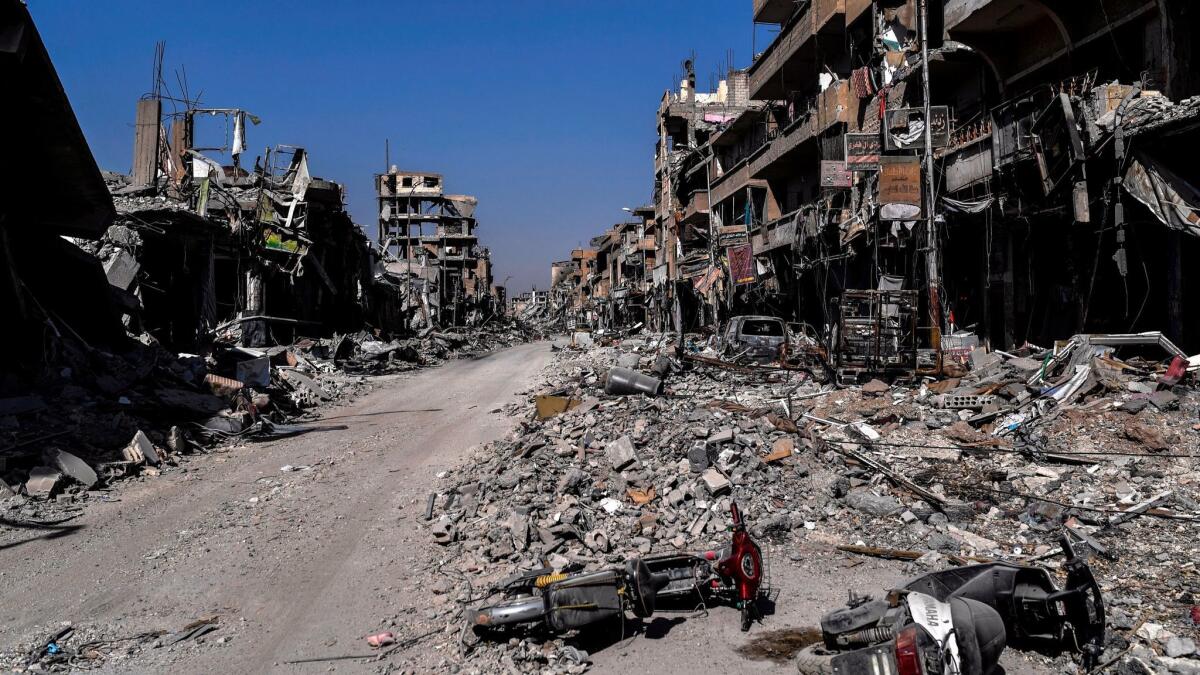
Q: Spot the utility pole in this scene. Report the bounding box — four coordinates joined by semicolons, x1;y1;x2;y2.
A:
919;0;943;372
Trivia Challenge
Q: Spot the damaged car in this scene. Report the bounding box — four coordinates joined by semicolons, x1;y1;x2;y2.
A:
717;315;788;364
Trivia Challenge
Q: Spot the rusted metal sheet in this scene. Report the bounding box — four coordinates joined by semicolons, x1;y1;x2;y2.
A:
878;157;922;216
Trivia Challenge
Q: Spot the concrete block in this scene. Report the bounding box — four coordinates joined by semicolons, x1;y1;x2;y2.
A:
605;435;638;470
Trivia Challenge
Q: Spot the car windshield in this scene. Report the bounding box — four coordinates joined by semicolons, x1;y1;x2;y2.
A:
740;319;783;337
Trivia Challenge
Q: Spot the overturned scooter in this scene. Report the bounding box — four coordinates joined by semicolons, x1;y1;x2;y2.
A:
796;534;1105;674
472;501;765;636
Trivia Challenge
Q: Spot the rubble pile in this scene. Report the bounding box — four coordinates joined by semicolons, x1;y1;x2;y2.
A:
0;323;530;520
412;332;1199;673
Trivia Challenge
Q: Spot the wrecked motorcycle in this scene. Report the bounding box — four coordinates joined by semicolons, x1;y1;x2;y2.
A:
796;535;1105;674
472;501;765;635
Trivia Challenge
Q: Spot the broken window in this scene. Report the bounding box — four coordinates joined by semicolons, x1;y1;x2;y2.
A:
741;319;784;337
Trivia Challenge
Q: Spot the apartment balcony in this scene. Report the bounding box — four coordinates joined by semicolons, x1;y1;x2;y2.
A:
748;80;858;180
710;160;769;209
753;0;794;24
679;189;710;226
750;210;801;254
943;0;1157;88
749;0;850;100
756;0;870;26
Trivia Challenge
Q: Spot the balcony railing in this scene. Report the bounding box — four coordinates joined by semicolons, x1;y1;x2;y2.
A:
748;79;857;178
749;0;846;100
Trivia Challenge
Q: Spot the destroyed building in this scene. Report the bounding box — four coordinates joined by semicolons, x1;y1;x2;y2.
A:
552;0;1200;375
101;129;373;350
375;168;499;328
0;0;526;505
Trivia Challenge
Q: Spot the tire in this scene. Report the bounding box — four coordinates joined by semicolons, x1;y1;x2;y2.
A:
794;644;837;675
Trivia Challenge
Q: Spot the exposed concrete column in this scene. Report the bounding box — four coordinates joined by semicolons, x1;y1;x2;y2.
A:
241;268;267;347
131;98;161;187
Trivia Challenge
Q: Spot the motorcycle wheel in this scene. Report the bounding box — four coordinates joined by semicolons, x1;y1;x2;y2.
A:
793;644;836;675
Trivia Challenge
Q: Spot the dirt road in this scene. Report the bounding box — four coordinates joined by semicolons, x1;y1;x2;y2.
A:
0;342;553;673
1;341;1061;674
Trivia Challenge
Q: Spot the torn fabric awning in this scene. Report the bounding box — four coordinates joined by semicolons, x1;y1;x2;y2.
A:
941;196;994;214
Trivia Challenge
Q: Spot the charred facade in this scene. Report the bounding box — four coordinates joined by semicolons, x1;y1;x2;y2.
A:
550;0;1200;378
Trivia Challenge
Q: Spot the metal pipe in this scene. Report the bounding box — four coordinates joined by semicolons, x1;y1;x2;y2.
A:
919;0;943;371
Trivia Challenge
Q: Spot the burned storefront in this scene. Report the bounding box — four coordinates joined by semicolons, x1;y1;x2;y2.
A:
931;0;1200;357
554;0;1200;379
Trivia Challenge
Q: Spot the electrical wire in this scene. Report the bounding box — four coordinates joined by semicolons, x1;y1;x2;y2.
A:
941;480;1192;521
822;437;1200;460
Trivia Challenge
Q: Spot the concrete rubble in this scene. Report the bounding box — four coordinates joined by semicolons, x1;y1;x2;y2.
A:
3;0;1200;672
0;2;528;531
400;331;1200;673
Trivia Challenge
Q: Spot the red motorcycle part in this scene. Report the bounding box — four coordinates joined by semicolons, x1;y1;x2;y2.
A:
894;625;924;675
716;502;764;610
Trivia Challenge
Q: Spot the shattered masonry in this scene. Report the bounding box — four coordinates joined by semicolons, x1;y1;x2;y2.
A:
542;0;1200;370
0;2;519;506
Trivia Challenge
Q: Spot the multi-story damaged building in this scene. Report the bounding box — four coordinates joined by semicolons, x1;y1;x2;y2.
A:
98;101;375;351
651;61;755;332
553;0;1200;372
375;168;498;327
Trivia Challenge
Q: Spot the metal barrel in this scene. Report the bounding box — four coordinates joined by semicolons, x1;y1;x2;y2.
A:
604;366;663;396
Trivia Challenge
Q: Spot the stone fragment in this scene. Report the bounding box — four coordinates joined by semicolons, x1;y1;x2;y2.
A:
862;379;889;395
50;449;98;488
701;468;731;495
969;348;1002;372
1150;389;1179;411
687;443;709;473
557;468;589;495
844;489;901;516
605;435;638;470
124;430;161;466
25;466;61;497
431;516;456;544
1120;398;1149;414
666;488;686;506
584;530;609;552
708;428;735;445
946;524;999;552
1164;637;1197;658
1137;623;1165;641
1125;419;1169;451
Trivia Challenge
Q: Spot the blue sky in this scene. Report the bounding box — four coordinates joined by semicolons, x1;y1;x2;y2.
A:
30;0;753;293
